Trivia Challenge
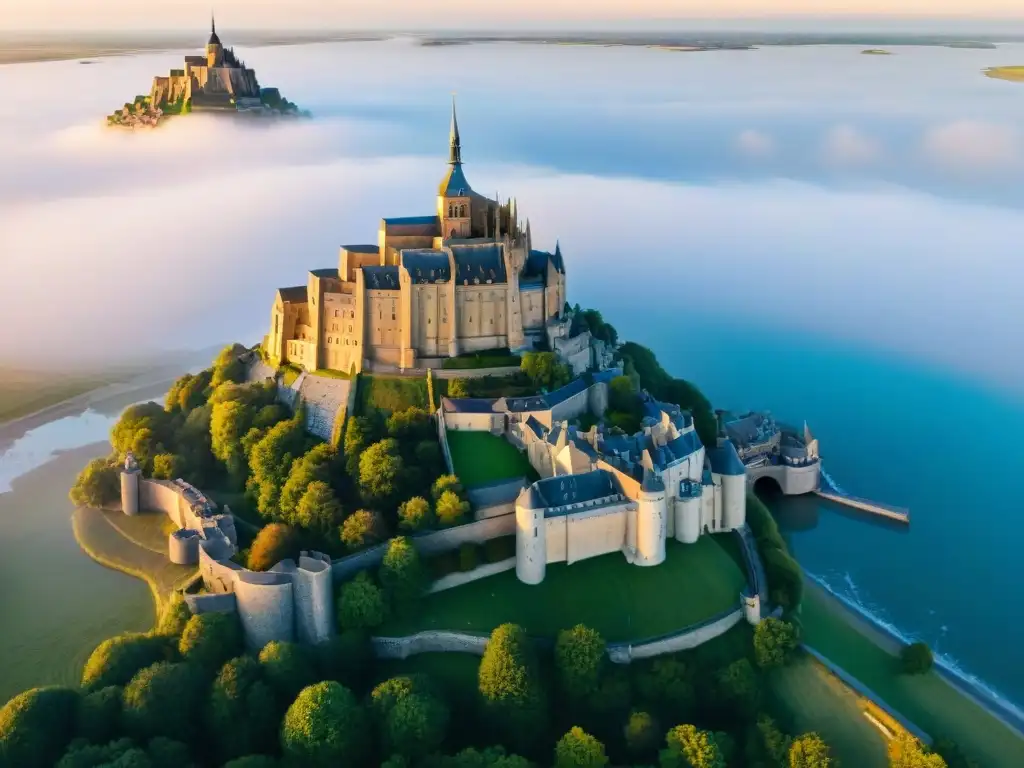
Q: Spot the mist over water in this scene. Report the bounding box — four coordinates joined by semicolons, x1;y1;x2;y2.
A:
1;37;1023;704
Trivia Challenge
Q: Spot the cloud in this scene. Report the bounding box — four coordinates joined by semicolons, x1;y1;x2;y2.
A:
821;125;882;167
736;129;775;158
921;120;1023;173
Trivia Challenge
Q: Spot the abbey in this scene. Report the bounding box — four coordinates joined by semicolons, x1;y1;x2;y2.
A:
265;102;568;373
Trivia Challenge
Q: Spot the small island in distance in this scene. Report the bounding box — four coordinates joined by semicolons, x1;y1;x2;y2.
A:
107;17;307;128
985;65;1024;83
862;49;892;55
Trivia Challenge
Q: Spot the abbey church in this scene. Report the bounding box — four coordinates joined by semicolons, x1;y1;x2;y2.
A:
265;102;570;373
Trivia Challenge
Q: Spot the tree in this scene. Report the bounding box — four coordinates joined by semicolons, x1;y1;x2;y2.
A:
75;685;122;744
447;378;470;398
110;402;175;469
788;733;833;768
146;737;192;768
751;714;792;767
177;612;243;670
423;746;533;768
754;618;800;669
0;686;79;768
359;439;405;507
415;440;444;477
432;474;464;501
399;496;434;532
387;407;433;442
247;413;307;519
155;594;192;638
315;630;373;691
337;571;388;630
151;453;185;481
280;681;369;767
370;677;450;759
888;735;948;768
206;656;278;762
81;633;173;691
435;489;470;527
211;399;252;480
521;351;571;390
901;642;934;675
258;641;318;704
624;711;660;760
715;659;760;718
609;375;637;413
121;661;206;743
247;523;299;572
634;657;694;721
340;509;387;551
554;727;608;767
56;738;150;768
660;725;725;768
210;343;247;388
165;369;212;415
379;536;428;607
278;443;335;523
295;481;345;535
344;416;379;478
175;404;217;487
223;757;279;768
69;459;120;509
555;624;606;701
478;623;547;752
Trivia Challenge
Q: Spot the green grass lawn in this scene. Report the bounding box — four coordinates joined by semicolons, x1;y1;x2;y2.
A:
801;588;1024;768
446;430;535;488
357;374;430;414
379;538;746;642
770;654;889;767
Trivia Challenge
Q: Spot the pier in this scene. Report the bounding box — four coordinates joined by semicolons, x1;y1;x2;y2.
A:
813;490;910;524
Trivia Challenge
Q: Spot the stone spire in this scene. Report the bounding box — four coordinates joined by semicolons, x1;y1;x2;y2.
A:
449;96;462;166
208;13;222;46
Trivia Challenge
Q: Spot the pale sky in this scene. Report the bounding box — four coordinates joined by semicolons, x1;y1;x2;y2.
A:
5;0;1024;32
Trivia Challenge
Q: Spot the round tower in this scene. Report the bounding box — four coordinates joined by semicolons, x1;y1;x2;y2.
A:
675;480;701;545
515;485;546;585
635;483;667;567
723;473;746;530
743;591;762;626
293;554;334;645
120;451;141;517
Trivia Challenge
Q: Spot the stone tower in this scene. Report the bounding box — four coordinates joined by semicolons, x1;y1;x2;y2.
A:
438;98;472;239
120;451;141;517
206;15;224;68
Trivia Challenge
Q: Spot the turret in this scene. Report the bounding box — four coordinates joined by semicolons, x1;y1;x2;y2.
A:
675;478;702;544
709;439;746;531
635;472;667;566
120;451;141;516
515;485;546;585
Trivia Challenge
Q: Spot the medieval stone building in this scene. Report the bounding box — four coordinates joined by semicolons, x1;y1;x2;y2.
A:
265;101;569;373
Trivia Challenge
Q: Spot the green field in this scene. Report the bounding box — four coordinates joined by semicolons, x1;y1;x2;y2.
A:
801;588;1024;768
0;368;110;423
379;538;746;642
771;654;889;767
445;430;535;487
357;374;431;414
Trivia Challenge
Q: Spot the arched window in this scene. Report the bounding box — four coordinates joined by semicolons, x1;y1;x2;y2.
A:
448;204;454;217
459;204;466;217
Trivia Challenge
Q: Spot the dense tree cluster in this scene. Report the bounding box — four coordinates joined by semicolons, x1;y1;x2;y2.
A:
901;642;935;676
520;351;572;392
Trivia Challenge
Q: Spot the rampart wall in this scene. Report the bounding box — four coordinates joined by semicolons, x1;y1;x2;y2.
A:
607;608;744;663
428;557;517;594
438;408;455;475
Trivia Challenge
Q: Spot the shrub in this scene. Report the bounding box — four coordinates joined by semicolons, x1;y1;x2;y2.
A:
478;623;547;752
901;642;935;675
155;595;192;637
379;536;428;606
431;474;463;501
69;458;119;509
81;633;173;691
280;681;369;767
337;571;388;630
315;630;373;691
121;661;207;743
554;624;606;700
458;542;479;572
399;496;434;532
554;726;608;767
753;617;800;669
178;612;243;670
0;686;79;768
75;685;122;744
247;523;299;572
206;656;278;762
259;641;318;704
483;535;516;563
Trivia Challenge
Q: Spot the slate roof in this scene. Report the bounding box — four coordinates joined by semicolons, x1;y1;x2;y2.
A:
277;285;307;302
647;429;703;471
531;470;622;514
383;215;440;237
451;244;507;284
342;244;379;254
361;265;400;290
545;376;589;407
402;249;451;284
523;416;546;440
439;163;473;197
441;397;499;414
310;268;339;279
708;439;745;476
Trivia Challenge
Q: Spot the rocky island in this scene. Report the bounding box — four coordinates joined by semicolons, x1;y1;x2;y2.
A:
107;18;307;129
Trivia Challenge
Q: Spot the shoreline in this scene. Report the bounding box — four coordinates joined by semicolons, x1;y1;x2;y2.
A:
804;574;1024;741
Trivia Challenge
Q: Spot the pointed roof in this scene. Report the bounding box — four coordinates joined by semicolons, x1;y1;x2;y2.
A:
439;97;474;197
208;14;222;46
